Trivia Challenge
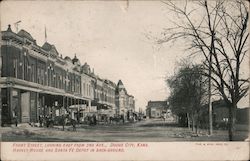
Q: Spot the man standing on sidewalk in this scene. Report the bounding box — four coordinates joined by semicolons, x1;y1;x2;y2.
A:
12;106;18;127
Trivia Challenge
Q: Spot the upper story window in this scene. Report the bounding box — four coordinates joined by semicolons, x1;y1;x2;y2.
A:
30;64;35;82
87;84;89;96
89;84;91;96
13;58;18;78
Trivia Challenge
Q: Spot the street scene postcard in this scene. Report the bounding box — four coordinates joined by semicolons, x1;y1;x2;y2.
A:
0;0;249;160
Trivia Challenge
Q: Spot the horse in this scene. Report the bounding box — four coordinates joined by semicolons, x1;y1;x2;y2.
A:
68;118;77;131
109;116;122;124
44;116;54;128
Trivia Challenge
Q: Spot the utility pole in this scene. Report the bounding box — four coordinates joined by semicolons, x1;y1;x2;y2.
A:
45;26;47;43
0;37;2;126
208;31;215;136
203;0;213;135
208;54;213;135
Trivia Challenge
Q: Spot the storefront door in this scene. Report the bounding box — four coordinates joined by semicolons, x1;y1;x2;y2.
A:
21;92;30;122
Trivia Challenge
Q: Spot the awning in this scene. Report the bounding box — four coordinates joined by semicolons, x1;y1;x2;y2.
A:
0;77;87;100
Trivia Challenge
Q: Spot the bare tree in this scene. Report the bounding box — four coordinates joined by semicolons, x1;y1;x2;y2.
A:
158;0;249;140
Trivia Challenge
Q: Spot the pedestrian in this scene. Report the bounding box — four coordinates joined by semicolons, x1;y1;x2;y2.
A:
86;115;90;125
39;115;43;127
45;115;53;128
109;116;112;124
163;113;167;122
76;112;80;124
14;116;18;127
70;118;77;131
12;106;18;127
104;115;108;124
61;114;65;131
93;114;97;125
45;115;49;128
121;115;125;124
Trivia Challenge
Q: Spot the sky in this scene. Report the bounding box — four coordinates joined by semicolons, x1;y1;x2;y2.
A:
1;1;249;110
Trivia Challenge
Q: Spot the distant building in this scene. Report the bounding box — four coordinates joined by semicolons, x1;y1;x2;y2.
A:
197;100;249;129
79;62;95;119
146;100;177;122
92;78;116;121
210;100;249;126
146;101;168;118
103;79;116;114
128;95;135;112
115;80;135;119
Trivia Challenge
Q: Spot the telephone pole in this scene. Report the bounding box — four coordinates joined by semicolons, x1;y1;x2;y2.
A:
45;26;47;42
208;31;215;136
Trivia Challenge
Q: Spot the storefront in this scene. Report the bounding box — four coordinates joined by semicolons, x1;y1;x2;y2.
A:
1;87;39;126
0;78;87;126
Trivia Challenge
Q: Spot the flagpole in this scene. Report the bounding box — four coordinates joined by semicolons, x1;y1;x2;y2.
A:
45;26;47;43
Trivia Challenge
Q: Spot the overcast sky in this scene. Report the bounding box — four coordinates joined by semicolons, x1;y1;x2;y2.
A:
1;1;249;110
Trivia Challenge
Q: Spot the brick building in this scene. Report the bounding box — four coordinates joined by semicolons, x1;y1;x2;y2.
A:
200;100;249;128
146;100;177;122
146;101;168;118
0;25;86;125
0;25;135;126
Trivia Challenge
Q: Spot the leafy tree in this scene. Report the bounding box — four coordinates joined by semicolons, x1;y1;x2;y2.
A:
167;62;207;134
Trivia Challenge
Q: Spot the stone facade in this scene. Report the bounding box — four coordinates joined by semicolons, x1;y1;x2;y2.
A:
115;80;135;120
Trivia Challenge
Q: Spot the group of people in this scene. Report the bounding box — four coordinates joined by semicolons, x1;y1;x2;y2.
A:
11;106;140;131
82;114;128;125
84;115;97;125
84;114;141;125
38;114;77;131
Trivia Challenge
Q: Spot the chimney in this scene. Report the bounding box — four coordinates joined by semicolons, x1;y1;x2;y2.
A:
7;24;12;32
